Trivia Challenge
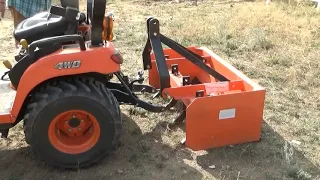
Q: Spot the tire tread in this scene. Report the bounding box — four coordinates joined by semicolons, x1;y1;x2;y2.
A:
23;77;122;168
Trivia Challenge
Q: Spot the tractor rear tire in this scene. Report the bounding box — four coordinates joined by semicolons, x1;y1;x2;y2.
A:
23;77;122;168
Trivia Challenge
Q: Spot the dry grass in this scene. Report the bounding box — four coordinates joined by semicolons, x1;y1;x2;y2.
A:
0;0;320;179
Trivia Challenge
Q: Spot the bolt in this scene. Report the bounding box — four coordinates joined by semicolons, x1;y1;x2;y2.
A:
69;128;72;132
81;120;84;123
72;115;76;118
153;32;157;36
78;128;82;131
65;121;68;124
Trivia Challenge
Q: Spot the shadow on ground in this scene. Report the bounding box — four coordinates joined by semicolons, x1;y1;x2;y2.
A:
1;113;319;180
195;121;320;180
0;113;201;180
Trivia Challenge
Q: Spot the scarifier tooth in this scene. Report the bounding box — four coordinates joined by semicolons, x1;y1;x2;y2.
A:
180;137;186;145
152;91;160;99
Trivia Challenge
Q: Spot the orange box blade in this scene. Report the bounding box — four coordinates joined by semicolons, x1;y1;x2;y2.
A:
149;46;266;150
186;90;265;150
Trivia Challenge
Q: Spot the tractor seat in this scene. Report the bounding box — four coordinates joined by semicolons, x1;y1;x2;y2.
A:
14;12;69;44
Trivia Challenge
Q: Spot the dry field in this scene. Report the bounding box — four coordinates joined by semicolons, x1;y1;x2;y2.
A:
0;0;319;179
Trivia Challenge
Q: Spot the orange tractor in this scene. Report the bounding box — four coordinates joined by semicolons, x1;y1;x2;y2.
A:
0;0;266;168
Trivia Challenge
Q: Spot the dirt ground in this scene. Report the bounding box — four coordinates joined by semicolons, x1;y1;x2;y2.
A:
0;0;320;180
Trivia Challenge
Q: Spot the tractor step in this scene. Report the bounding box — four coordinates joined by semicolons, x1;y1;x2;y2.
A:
148;46;266;151
0;80;16;114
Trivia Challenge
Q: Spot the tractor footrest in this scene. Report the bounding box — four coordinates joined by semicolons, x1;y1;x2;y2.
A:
148;46;266;150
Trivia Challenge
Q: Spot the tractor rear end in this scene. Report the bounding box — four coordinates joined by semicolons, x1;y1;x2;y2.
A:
0;2;266;169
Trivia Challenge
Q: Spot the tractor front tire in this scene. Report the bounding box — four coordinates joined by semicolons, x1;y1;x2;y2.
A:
23;77;122;168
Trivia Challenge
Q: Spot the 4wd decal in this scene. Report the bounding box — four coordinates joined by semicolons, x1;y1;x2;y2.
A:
54;60;81;70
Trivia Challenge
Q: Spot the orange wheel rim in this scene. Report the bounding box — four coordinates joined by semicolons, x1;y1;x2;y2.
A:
48;110;101;154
